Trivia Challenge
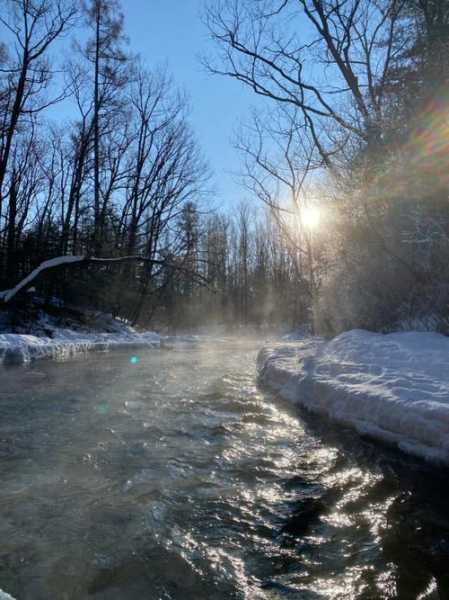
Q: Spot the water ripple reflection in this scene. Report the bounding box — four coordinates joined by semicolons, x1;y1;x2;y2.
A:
0;340;449;599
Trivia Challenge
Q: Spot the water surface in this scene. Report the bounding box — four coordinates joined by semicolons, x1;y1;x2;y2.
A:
1;340;448;599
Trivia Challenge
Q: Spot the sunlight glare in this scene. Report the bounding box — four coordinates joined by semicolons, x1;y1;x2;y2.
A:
301;205;321;230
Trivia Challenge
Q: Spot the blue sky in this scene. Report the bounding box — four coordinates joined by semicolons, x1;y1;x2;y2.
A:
3;0;261;207
122;1;260;207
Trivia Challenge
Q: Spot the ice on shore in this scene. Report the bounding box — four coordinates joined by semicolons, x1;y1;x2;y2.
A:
258;329;449;465
0;327;161;366
0;318;231;366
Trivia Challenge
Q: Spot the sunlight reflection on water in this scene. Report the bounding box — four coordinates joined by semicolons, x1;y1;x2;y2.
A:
0;340;448;599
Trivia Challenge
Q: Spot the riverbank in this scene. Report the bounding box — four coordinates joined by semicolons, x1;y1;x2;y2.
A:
0;305;165;365
258;329;449;466
0;309;236;365
0;327;161;366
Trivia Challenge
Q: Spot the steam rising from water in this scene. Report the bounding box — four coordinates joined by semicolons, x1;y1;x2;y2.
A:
0;339;448;598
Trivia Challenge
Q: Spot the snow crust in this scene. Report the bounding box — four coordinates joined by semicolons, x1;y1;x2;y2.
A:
0;316;230;366
258;329;449;466
0;326;160;366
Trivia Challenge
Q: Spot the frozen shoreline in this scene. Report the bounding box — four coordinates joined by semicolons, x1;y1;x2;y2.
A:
0;328;162;366
0;320;232;366
258;330;449;466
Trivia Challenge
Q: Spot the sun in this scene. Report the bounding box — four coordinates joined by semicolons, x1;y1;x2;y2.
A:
301;205;321;230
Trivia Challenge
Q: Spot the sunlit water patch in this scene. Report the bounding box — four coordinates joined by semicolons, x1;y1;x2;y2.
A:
1;340;449;599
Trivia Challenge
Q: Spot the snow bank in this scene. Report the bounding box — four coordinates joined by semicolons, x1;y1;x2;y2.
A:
0;590;16;600
258;330;449;466
0;328;160;366
0;313;234;366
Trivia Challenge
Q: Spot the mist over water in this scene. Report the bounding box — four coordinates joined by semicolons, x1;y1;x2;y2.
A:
1;340;449;599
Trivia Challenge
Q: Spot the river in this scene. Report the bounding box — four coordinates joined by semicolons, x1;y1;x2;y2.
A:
0;339;448;599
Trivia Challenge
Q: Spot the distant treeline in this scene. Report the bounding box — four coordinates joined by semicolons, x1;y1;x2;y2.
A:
154;203;314;331
0;0;310;330
1;0;449;334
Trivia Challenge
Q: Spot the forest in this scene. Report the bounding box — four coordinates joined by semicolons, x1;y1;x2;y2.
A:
0;0;448;334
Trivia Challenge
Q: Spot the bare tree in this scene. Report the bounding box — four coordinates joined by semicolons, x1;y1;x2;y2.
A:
0;0;77;212
205;0;408;170
81;0;128;252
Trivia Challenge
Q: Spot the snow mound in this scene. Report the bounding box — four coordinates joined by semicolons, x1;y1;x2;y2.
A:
258;329;449;466
0;328;160;366
0;590;15;600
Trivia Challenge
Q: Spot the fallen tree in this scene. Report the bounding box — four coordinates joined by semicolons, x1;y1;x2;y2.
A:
0;254;208;305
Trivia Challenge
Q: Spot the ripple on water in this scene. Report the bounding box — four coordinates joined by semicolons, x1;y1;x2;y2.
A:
1;343;449;599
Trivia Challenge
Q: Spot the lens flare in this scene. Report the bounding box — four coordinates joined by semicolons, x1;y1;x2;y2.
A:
302;205;321;230
130;356;139;365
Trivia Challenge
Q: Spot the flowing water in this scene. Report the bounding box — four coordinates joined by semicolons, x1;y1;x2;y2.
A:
1;339;449;599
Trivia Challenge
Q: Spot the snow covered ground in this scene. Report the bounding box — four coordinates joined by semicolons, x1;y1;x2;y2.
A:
0;326;161;366
0;314;230;366
258;329;449;466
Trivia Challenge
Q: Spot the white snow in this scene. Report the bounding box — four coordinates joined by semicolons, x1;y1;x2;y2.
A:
258;329;449;466
0;326;161;366
0;317;232;366
0;254;160;304
0;590;15;600
0;256;84;303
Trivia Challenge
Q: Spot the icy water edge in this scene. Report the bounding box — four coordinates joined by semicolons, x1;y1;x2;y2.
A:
0;339;449;599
